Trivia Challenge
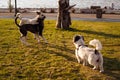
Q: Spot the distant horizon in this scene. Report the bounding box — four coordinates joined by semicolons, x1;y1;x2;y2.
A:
0;0;120;9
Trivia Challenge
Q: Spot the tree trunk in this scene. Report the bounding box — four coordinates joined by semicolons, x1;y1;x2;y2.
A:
56;0;75;29
8;0;13;13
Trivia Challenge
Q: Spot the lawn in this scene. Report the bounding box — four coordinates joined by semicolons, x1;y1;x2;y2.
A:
0;19;120;80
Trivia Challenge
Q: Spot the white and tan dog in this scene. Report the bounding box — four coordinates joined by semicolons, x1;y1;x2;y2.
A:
16;11;43;26
73;35;104;73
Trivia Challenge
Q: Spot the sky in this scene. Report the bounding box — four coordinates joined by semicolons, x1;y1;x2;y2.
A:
0;0;120;9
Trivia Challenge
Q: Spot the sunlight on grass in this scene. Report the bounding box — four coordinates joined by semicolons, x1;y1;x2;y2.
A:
0;19;120;79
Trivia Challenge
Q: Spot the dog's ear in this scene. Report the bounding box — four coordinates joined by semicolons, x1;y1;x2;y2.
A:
81;36;84;41
42;15;46;19
73;35;85;43
36;11;41;15
73;35;80;43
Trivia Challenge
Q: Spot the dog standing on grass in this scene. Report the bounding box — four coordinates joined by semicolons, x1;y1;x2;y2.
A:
73;35;104;73
15;12;47;45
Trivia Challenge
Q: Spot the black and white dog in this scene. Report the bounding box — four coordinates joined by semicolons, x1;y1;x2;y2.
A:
15;13;47;45
73;35;104;73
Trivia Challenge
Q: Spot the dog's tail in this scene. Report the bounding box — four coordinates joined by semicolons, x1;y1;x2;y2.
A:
89;39;102;50
15;13;21;27
16;13;22;19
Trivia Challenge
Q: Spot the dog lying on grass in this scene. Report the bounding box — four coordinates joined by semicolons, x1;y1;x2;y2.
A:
15;13;47;45
73;35;104;73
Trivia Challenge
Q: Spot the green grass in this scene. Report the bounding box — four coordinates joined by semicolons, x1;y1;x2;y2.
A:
0;19;120;80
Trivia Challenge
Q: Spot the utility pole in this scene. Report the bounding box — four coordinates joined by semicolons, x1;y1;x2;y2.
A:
15;0;17;16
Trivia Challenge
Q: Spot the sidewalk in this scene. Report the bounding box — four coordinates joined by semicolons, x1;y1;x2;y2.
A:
0;12;120;22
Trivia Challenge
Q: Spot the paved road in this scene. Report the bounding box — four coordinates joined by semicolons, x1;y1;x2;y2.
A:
0;13;120;22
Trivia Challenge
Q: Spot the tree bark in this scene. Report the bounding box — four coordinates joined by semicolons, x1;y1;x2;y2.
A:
56;0;75;29
8;0;13;13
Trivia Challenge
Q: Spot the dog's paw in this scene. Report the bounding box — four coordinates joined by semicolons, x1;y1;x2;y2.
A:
93;67;97;70
78;61;80;64
100;70;104;73
77;60;82;64
83;63;87;66
83;62;88;66
100;69;104;73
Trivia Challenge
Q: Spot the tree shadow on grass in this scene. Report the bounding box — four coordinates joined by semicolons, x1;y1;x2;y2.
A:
45;43;76;62
67;28;120;38
103;57;120;80
45;49;76;62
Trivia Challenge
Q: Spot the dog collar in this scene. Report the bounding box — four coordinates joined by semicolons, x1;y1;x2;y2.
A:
76;45;81;50
77;45;88;50
78;45;81;47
